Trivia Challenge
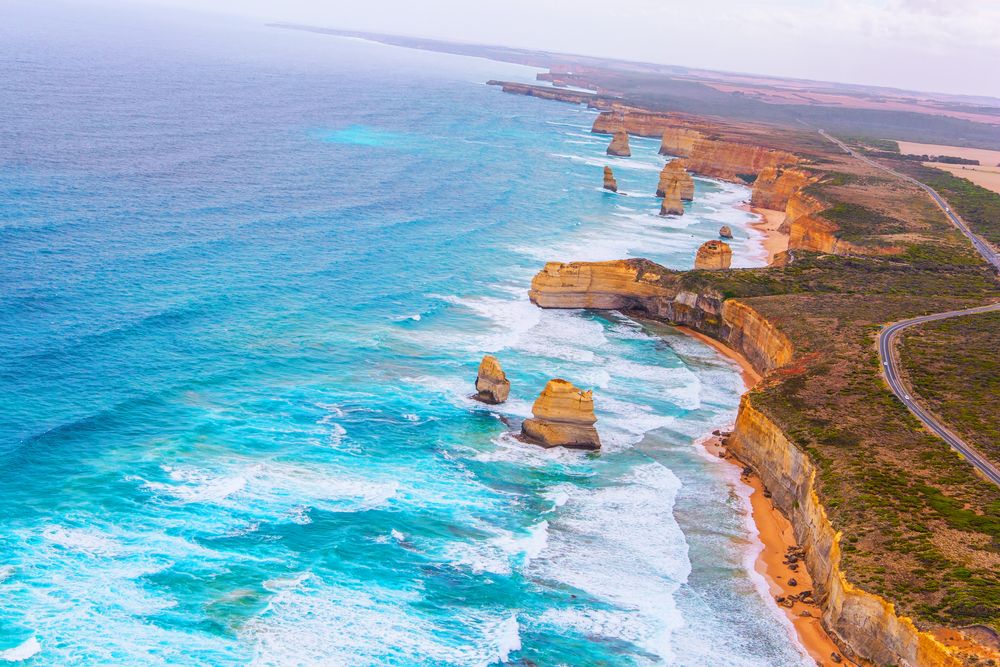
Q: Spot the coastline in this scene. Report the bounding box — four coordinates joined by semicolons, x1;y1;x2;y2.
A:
749;206;789;265
674;326;855;667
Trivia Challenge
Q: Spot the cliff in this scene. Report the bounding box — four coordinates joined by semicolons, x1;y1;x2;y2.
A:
528;260;791;373
521;379;601;449
751;167;817;211
603;166;618;192
694;240;732;269
527;258;963;665
486;80;600;106
729;401;960;667
659;127;702;157
656;160;695;200
684;140;797;181
785;191;841;253
607;130;631;157
592;109;683;138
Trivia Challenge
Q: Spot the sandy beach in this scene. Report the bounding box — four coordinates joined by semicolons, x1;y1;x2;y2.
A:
749;207;789;265
673;326;856;667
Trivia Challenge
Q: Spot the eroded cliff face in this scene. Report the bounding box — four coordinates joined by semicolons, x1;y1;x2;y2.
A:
592;109;681;138
730;401;961;667
659;180;685;216
784;191;838;252
528;260;791;374
659;127;702;157
656;160;695;200
603;166;618;192
607;130;631;157
521;379;601;449
751;167;817;211
528;258;962;665
694;240;732;269
474;354;510;404
685;140;797;181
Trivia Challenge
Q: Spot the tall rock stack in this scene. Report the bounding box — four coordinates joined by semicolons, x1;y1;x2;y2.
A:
694;240;733;269
473;355;510;404
656;160;695;200
603;166;618;192
521;379;601;449
606;130;631;157
659;180;685;216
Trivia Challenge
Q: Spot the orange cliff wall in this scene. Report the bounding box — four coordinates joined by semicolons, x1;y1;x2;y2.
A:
785;191;840;253
730;402;960;667
528;259;962;667
751;167;817;211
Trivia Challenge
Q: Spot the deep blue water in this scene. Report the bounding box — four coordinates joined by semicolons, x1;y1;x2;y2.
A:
0;4;810;665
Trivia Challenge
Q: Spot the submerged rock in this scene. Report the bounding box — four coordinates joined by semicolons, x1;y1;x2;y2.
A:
606;130;631;157
659;180;684;216
521;379;601;449
474;355;510;404
603;166;618;192
694;240;733;269
719;225;733;239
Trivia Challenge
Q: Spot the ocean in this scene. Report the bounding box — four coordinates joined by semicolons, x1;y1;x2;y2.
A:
0;4;810;665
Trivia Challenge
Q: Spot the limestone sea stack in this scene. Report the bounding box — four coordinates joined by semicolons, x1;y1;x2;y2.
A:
695;240;733;269
656;160;695;200
603;166;618;192
606;130;631;157
659;180;684;216
521;379;601;449
474;355;510;404
719;225;733;239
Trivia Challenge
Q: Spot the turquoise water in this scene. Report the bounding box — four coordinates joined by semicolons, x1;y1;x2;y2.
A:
0;4;809;665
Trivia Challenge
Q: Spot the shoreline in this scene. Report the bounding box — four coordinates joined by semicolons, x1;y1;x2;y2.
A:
673;326;855;667
748;206;789;265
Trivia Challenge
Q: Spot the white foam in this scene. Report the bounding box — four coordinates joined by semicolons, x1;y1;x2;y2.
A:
0;637;41;662
493;614;522;663
41;526;123;556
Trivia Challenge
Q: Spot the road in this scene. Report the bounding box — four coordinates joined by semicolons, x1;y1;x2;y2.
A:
820;129;1000;271
820;129;1000;487
878;304;1000;487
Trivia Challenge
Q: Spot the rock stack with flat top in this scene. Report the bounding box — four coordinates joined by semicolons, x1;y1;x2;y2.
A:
521;379;601;449
606;131;631;157
659;180;684;216
694;240;733;269
474;355;510;404
656;160;694;200
603;166;618;192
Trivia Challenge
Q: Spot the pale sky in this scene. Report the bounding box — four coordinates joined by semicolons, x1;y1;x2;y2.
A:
101;0;1000;98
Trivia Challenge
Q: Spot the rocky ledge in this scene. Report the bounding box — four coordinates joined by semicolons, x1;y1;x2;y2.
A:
656;160;694;200
521;379;601;449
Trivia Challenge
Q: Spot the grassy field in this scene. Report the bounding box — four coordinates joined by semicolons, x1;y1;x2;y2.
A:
899;311;1000;467
895;162;1000;247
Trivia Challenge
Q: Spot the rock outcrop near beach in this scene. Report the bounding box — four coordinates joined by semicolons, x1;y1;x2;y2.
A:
603;166;618;192
487;80;598;106
659;181;685;216
656;161;694;200
474;355;510;404
607;131;631;157
685;141;797;182
751;167;817;211
719;225;733;239
521;379;601;449
694;240;733;270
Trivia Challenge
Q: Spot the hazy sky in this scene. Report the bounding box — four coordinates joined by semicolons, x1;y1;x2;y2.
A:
103;0;1000;97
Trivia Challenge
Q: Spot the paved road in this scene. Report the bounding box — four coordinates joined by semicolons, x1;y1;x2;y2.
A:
820;129;1000;271
878;304;1000;487
820;129;1000;486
